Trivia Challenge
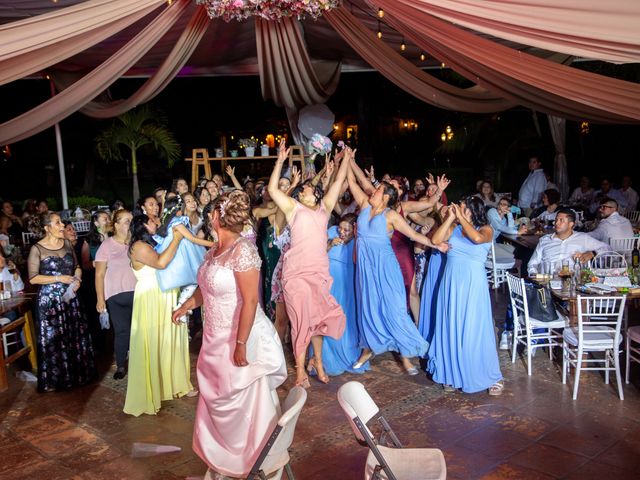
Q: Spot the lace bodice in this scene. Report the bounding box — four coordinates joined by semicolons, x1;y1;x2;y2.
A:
197;237;262;331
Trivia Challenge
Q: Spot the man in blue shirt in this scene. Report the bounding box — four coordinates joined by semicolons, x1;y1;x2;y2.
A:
518;157;547;217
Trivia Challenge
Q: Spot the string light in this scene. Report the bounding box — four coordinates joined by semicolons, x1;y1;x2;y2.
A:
377;21;382;39
420;52;425;61
441;62;446;68
400;39;406;52
377;8;384;18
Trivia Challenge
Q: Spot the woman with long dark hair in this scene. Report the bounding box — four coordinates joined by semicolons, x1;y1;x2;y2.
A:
124;214;193;416
134;196;160;227
347;163;448;375
28;212;95;391
428;196;503;395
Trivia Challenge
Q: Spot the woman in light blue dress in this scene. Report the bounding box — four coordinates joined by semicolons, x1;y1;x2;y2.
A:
346;161;448;374
418;249;446;351
309;214;368;376
427;197;503;395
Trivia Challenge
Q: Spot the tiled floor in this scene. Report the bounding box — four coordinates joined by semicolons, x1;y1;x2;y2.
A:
1;293;639;479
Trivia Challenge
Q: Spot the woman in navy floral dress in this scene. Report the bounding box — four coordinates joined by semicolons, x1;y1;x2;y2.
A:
28;212;95;392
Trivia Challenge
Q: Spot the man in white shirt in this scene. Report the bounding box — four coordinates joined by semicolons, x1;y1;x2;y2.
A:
620;176;638;212
528;208;609;276
588;198;634;243
518;157;547;217
0;252;24;293
589;179;628;214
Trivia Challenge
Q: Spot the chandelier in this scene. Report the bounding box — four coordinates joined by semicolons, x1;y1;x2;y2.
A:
197;0;342;22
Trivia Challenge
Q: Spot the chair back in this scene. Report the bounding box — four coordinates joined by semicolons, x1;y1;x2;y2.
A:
589;251;627;270
576;295;626;348
610;237;639;262
624;210;640;223
21;232;35;245
337;381;380;443
506;273;531;329
252;386;307;475
73;220;91;234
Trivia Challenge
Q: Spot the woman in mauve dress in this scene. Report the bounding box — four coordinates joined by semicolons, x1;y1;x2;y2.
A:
173;191;286;479
267;140;351;388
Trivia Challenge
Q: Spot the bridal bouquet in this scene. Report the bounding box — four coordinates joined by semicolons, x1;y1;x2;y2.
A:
307;133;332;156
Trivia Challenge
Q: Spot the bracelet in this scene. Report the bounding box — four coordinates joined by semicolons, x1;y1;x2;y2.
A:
55;275;59;282
236;339;247;345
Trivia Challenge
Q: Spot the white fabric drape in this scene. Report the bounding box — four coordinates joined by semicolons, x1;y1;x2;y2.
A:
377;0;640;63
0;0;166;86
0;0;190;144
547;115;569;201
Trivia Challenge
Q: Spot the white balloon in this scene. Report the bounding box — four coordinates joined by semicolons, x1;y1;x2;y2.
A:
297;104;334;138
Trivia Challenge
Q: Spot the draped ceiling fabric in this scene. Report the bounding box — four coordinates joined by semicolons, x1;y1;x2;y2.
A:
387;0;640;64
375;0;640;123
1;0;640;145
547;115;569;201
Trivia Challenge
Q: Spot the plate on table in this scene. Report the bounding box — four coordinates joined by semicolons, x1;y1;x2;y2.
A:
583;283;617;293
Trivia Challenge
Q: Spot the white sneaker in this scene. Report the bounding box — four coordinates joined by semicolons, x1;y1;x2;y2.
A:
499;331;511;350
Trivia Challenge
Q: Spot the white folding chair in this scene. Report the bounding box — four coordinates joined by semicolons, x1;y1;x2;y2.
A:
337;381;446;480
624;210;640;223
626;326;640;384
246;386;307;480
72;220;91;235
610;237;639;263
589;251;627;270
485;241;515;290
506;273;568;375
21;232;35;245
562;295;627;400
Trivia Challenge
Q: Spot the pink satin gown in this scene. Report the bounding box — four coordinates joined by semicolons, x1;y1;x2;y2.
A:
282;201;346;358
193;238;287;478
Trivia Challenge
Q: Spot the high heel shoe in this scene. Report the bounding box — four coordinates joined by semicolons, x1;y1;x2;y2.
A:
352;353;374;370
294;366;311;389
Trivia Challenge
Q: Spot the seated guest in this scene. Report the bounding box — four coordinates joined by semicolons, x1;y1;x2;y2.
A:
475;180;498;208
0;214;11;249
590;179;628;214
487;197;527;261
2;201;23;233
528;208;609;275
532;189;561;224
0;248;24;293
588;198;634;243
620;175;638;212
568;176;594;209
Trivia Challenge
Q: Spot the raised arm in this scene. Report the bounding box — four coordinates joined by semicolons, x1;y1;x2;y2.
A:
322;148;352;213
132;229;183;269
401;175;450;214
387;210;446;252
432;208;457;244
347;157;370;209
225;165;243;190
350;157;376;195
267;139;297;220
453;204;494;244
253;203;278;221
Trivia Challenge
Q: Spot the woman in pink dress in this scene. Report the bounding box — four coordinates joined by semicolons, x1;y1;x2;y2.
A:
267;140;351;388
173;191;287;479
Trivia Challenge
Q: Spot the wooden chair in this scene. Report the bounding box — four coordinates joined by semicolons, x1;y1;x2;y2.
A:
288;145;306;177
0;308;37;392
185;148;213;191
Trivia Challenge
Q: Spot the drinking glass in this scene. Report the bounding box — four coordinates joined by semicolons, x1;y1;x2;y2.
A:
2;280;11;299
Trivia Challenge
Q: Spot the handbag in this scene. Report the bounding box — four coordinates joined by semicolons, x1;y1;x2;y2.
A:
524;282;559;322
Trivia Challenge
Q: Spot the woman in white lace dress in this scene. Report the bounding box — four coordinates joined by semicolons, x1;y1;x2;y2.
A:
173;191;287;479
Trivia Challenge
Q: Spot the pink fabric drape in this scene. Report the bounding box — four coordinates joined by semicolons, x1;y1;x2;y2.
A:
547;115;569;201
376;0;640;123
0;0;166;86
71;6;209;118
0;0;190;144
325;8;515;113
384;0;640;64
255;16;340;109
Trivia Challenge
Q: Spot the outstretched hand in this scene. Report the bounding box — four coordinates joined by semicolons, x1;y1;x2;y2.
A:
277;138;290;164
436;174;450;191
225;165;235;177
426;173;435;185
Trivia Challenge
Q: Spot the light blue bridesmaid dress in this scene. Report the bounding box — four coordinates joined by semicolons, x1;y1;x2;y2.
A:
317;226;369;375
427;225;502;393
355;207;428;357
418;250;447;354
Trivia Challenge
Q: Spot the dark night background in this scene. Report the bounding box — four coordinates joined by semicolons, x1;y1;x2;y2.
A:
1;67;639;208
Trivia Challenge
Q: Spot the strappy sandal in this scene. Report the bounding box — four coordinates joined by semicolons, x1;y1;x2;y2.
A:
294;366;311;389
488;381;504;396
443;384;456;393
352;352;375;370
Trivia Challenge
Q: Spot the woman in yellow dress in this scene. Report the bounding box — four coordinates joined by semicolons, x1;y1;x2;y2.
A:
124;214;194;416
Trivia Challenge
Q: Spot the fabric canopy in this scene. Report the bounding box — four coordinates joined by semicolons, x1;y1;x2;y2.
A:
376;0;640;123
1;0;639;145
385;0;640;64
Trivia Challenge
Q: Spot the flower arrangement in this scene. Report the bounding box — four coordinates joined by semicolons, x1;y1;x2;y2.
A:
197;0;341;22
307;133;332;156
239;138;258;149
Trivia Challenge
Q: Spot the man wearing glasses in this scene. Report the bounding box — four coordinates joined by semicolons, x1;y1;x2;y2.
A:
588;198;634;244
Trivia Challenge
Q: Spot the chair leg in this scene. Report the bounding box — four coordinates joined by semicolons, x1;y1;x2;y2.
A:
526;333;532;376
548;332;553;360
511;324;518;364
283;463;295;480
605;353;610;385
562;342;567;385
614;352;624;401
572;349;582;400
625;336;630;384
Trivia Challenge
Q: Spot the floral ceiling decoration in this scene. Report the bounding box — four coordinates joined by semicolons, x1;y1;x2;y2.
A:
197;0;341;22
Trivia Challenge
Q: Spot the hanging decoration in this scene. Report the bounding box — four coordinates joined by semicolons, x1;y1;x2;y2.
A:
197;0;341;22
